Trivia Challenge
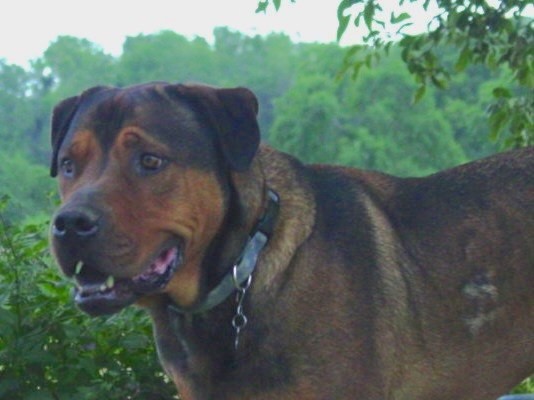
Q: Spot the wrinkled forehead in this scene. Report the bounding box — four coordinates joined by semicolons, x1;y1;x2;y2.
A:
61;85;218;167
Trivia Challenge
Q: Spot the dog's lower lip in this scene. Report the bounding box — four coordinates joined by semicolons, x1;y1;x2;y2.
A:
74;285;137;316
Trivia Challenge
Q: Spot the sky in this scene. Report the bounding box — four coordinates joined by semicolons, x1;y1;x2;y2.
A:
0;0;344;67
1;1;532;68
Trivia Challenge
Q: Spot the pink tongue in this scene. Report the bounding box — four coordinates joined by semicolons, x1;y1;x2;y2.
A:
150;247;177;274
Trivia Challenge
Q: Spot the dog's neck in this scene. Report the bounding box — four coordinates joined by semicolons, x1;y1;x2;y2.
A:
147;170;278;399
170;187;279;315
208;156;270;290
147;147;318;399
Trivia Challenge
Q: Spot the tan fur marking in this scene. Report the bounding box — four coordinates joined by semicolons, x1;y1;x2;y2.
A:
359;191;411;394
253;145;316;291
59;129;103;201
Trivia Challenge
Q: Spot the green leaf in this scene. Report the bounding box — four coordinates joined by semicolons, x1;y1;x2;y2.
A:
273;0;281;11
384;41;392;55
412;84;426;104
431;75;448;89
489;107;509;141
455;46;472;72
363;1;375;31
37;282;63;298
256;0;268;13
346;45;363;58
337;15;351;42
337;0;360;41
390;12;411;24
492;87;512;99
351;62;364;80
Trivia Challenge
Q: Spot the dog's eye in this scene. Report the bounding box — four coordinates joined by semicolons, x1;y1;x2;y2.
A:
60;158;75;177
139;153;166;172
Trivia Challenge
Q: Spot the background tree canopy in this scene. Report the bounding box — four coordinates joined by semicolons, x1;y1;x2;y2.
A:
259;0;533;147
0;18;532;398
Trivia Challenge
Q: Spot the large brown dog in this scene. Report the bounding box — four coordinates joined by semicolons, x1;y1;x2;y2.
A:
49;82;533;400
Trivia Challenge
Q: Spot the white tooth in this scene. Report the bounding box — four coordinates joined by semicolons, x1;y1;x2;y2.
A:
75;262;83;275
105;276;115;289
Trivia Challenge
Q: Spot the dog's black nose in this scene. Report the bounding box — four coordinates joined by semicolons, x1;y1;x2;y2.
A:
53;209;99;239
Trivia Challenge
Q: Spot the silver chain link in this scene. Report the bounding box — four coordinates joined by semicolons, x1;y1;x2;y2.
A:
231;265;252;350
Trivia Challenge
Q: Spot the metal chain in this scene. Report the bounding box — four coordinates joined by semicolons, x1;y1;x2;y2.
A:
231;265;252;350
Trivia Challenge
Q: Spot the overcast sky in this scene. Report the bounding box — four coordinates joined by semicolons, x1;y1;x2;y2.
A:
2;1;532;67
1;0;343;66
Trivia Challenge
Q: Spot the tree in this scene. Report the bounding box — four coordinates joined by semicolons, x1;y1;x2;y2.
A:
269;51;468;176
258;0;533;147
0;151;54;222
269;74;342;163
38;36;116;99
339;52;467;175
117;30;214;85
0;62;33;154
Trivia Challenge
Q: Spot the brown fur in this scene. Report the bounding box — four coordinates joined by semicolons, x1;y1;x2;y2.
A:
49;82;534;399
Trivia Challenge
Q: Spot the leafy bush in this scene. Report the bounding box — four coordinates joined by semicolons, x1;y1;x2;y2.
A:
0;197;177;399
511;377;534;394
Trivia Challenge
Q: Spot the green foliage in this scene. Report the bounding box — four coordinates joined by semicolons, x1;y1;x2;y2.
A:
0;199;177;399
340;0;533;146
269;48;468;176
260;0;534;147
511;377;534;394
0;27;510;181
118;31;214;85
256;0;295;12
269;74;341;163
0;151;55;222
0;62;34;155
39;36;117;99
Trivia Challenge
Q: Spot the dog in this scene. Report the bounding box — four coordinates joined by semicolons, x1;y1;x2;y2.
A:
49;82;534;400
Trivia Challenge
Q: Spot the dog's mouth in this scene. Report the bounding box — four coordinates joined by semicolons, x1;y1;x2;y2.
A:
73;246;182;316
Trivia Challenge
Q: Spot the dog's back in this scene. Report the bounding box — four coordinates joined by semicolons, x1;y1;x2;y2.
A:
301;146;534;399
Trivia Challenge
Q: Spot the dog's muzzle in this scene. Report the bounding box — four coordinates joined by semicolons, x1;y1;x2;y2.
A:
51;205;183;316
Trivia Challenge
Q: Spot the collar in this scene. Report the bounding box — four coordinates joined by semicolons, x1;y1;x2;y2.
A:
169;188;280;315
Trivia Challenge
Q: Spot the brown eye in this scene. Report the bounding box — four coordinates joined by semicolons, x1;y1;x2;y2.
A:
60;158;75;177
139;153;166;172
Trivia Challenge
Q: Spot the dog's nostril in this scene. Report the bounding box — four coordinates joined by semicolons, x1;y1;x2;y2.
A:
73;215;97;235
53;216;67;236
53;210;99;238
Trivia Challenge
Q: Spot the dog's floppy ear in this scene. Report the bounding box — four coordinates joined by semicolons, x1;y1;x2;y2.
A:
50;86;112;177
50;95;80;177
214;87;260;171
173;85;260;172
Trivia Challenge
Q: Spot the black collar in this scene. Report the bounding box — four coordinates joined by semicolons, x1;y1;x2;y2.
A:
169;189;280;315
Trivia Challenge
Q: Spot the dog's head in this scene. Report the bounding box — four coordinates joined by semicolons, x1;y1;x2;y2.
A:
49;83;260;316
